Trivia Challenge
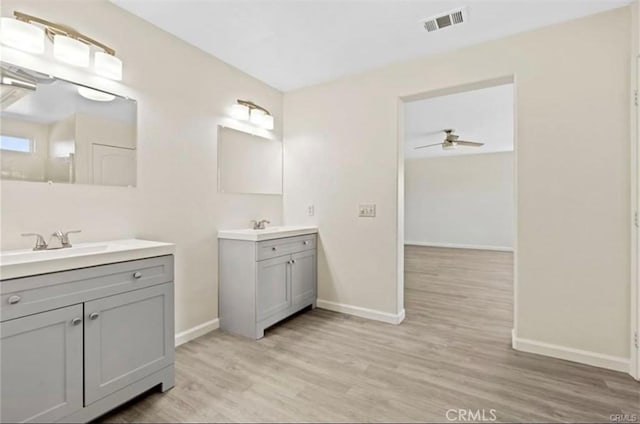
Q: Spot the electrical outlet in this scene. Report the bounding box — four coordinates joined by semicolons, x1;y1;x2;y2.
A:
358;204;376;218
307;205;315;216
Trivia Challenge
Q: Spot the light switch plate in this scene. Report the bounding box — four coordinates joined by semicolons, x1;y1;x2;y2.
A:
307;205;315;216
358;204;376;218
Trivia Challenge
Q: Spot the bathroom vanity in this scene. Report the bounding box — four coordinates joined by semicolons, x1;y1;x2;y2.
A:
0;239;175;423
218;226;318;339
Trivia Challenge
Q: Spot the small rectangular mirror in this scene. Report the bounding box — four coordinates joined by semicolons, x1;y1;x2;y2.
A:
0;63;137;187
217;126;282;195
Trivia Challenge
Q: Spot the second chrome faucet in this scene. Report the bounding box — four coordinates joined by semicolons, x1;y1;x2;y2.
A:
251;220;270;230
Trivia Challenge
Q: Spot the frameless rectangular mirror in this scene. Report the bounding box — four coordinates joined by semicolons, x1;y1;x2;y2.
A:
0;63;137;187
218;126;282;195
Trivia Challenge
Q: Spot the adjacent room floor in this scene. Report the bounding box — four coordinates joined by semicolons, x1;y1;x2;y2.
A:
103;246;639;423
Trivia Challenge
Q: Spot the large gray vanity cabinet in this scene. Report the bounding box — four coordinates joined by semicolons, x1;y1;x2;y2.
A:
219;233;317;339
0;255;175;423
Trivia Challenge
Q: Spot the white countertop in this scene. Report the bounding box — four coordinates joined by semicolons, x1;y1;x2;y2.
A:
218;225;318;241
0;239;175;280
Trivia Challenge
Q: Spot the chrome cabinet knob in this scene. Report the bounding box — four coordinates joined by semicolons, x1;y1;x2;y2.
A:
7;295;21;305
292;259;296;264
71;317;82;326
271;247;277;251
303;241;309;245
133;271;142;279
89;312;100;320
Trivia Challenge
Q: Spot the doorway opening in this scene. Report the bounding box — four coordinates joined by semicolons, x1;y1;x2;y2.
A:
397;77;517;345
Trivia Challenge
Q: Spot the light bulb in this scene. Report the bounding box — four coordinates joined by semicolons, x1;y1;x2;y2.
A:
94;51;123;80
0;17;45;53
230;103;250;121
53;34;90;67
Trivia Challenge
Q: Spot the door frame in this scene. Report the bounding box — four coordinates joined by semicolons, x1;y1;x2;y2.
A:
396;75;518;328
631;55;639;381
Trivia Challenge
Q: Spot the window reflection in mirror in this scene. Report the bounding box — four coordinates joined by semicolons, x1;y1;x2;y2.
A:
0;63;137;187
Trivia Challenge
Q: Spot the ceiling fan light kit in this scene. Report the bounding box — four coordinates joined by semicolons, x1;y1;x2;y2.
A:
414;129;485;151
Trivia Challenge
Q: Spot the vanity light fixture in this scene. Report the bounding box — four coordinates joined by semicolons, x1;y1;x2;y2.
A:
2;11;123;80
232;99;274;130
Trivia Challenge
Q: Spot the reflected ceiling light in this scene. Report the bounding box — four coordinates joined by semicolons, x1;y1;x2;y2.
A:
5;11;124;80
77;86;115;102
94;51;122;80
231;99;274;130
53;35;90;67
0;17;45;53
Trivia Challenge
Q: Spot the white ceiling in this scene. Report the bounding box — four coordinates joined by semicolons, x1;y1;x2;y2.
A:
404;83;513;159
112;0;630;91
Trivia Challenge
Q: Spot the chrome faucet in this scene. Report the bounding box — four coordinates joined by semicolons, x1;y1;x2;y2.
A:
21;230;81;251
251;220;270;230
20;233;48;251
50;230;81;248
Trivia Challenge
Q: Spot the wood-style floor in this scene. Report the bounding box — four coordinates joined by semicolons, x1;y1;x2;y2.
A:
103;246;639;423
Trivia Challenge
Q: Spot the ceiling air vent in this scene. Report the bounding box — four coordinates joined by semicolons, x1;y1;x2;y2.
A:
422;7;466;32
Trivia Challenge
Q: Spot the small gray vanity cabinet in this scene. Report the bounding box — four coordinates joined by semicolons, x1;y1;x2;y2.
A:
0;255;175;423
219;233;317;339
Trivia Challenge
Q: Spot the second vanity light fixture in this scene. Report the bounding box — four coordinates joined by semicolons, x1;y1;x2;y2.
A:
230;99;275;130
0;11;123;80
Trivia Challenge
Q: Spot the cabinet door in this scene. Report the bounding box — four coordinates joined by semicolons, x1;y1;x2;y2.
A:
257;255;291;321
0;305;83;423
291;250;317;307
84;283;174;405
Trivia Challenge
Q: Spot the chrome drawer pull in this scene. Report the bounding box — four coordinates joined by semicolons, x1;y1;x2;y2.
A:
133;271;143;279
89;312;100;320
271;247;277;251
7;295;21;305
71;317;82;326
303;241;309;245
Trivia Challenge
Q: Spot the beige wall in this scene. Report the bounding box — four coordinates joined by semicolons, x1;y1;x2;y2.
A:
284;7;631;358
405;152;514;250
0;0;283;335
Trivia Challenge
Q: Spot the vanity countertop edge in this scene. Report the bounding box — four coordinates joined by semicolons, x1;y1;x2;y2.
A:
0;239;175;280
217;225;318;242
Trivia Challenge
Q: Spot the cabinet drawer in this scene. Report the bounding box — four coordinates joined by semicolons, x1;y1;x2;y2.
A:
0;255;173;322
257;234;316;261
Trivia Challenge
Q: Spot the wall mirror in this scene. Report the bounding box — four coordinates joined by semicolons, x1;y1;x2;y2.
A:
0;63;137;187
218;126;282;195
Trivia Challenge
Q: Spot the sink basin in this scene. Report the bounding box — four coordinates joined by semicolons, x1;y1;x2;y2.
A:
1;244;109;265
218;225;318;241
1;239;175;280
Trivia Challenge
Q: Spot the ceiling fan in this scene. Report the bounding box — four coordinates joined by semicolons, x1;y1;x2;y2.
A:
414;129;484;150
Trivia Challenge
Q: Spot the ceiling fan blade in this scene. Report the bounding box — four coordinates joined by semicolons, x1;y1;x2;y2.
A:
456;140;484;147
414;142;443;150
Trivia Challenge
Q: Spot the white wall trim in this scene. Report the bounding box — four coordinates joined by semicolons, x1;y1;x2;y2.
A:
405;241;514;252
317;299;405;325
175;318;219;347
512;330;630;373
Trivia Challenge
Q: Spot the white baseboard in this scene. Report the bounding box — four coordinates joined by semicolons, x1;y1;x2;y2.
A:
317;299;405;325
175;318;219;347
511;329;629;373
405;241;513;252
